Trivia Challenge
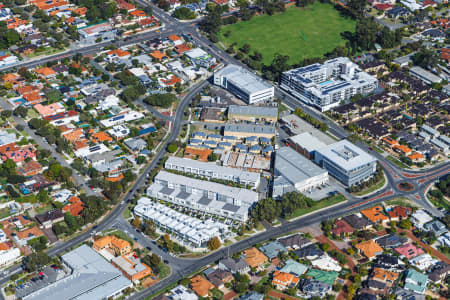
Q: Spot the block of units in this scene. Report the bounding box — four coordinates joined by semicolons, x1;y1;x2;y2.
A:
165;156;261;188
281;57;378;111
314;140;377;186
134;197;229;248
213;64;274;104
272;147;329;198
146;171;259;222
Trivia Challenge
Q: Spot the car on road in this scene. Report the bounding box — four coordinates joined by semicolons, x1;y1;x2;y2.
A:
93;225;98;229
146;246;152;251
163;260;169;264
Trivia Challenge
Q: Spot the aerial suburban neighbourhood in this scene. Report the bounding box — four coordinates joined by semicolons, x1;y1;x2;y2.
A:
0;0;447;299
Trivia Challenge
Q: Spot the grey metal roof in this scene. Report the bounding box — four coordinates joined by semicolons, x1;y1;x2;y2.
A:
215;64;273;95
23;245;131;300
228;105;278;118
165;156;260;184
223;124;275;135
289;132;327;152
275;147;327;185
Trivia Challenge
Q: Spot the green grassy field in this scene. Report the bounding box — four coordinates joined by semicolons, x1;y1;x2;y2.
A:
218;3;355;65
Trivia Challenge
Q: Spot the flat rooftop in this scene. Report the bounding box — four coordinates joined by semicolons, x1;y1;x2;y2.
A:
23;245;131;300
275;147;327;184
317;140;377;171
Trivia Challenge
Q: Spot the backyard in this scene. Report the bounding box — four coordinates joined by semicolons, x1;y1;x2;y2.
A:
218;3;356;65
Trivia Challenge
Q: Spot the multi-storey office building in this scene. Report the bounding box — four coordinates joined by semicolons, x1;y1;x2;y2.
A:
314;140;377;186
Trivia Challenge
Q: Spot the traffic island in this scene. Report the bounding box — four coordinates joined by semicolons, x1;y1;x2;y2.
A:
397;182;414;192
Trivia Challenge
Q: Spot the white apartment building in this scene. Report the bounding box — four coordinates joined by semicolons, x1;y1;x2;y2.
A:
281;57;378;111
165;156;261;188
134;197;229;248
147;171;259;222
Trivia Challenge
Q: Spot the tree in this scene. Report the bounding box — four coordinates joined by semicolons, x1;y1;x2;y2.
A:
173;7;196;20
208;152;218;161
167;143;178;153
208;236;221;250
150;253;161;266
399;219;412;229
132;217;141;228
144;93;177;108
412;48;439;69
321;242;331;252
347;0;368;18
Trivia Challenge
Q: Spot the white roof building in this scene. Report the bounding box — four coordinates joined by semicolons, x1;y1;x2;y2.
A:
411;210;433;229
0;248;21;267
311;254;342;272
0;130;17;146
96;95;120;111
100;111;144;128
213;64;274;104
0;229;8;243
410;254;438;271
437;232;450;247
22;245;131;300
134;197;229;248
147;171;259;222
281;57;378;111
51;189;74;203
107;124;130;139
74;143;109;158
273;147;329;198
169;285;198;300
165;156;261;188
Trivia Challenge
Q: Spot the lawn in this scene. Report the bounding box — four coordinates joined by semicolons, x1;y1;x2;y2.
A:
387;155;410;169
352;173;386;197
286;194;346;220
218;3;355;65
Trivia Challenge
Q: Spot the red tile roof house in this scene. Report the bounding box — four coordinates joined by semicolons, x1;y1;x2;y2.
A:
332;219;355;236
373;3;393;11
2;147;36;163
16;160;43;177
387;206;412;222
395;243;424;259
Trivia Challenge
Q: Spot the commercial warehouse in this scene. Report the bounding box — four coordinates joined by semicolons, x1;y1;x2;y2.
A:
228;105;278;123
281;57;378;111
134;197;229;248
272;147;329;198
213;64;274;104
288;132;328;160
314;140;377;186
147;171;259;222
22;245;132;300
223;123;276;139
165;156;261;188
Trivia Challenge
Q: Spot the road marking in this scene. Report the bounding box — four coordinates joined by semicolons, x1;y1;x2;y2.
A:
349;190;394;209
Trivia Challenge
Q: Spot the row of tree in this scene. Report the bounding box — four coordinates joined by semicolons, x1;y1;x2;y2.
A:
250;191;314;222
